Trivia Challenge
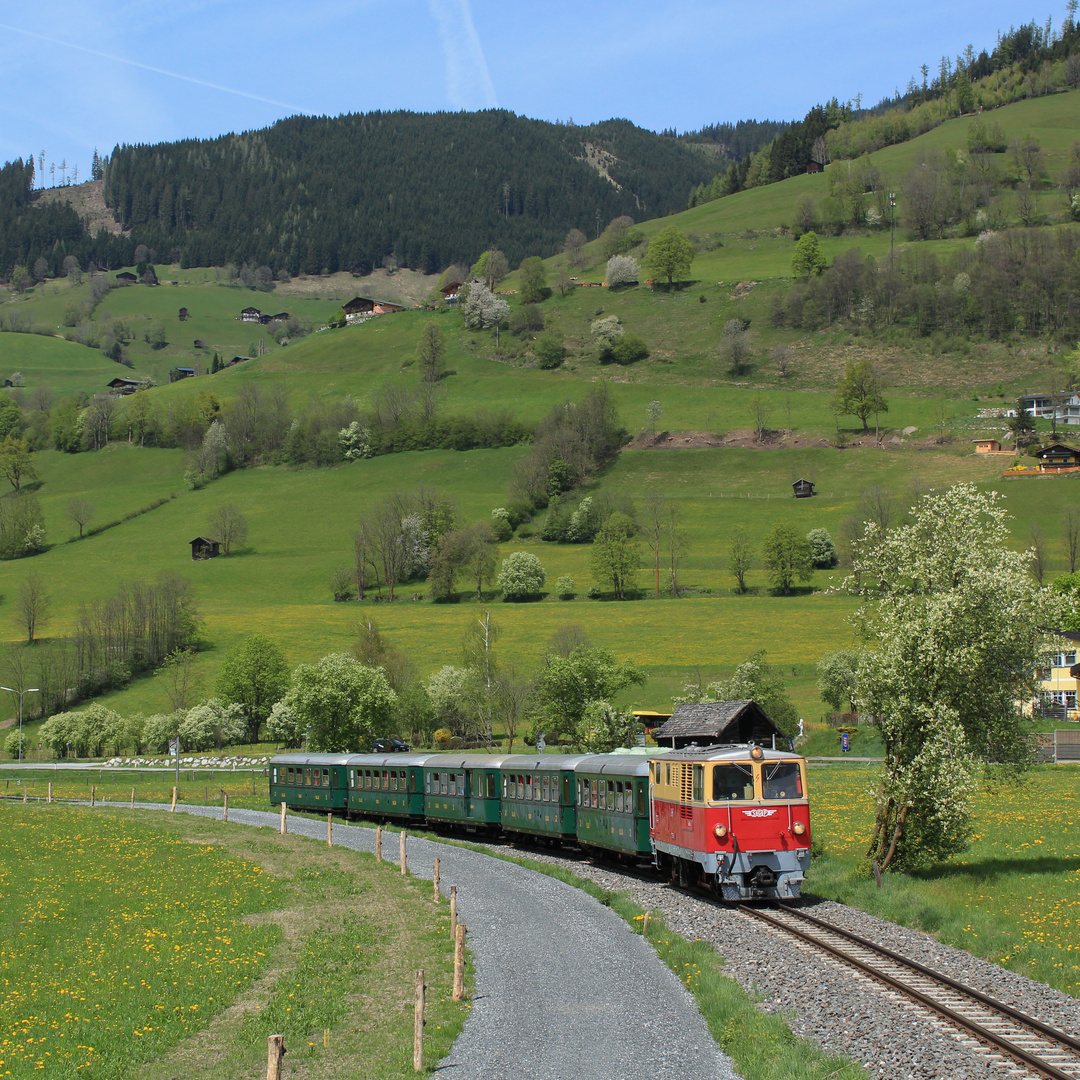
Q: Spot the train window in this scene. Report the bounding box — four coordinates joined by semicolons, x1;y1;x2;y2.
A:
692;765;704;802
304;768;311;787
592;782;600;809
664;763;671;786
448;774;457;796
427;773;433;794
367;770;373;790
581;778;589;806
390;772;398;792
525;775;532;800
606;784;615;811
576;779;583;806
615;782;623;813
713;764;754;801
400;770;407;790
762;762;803;800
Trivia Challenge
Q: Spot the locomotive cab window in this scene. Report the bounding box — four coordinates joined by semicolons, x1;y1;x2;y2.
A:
762;762;803;800
712;763;754;801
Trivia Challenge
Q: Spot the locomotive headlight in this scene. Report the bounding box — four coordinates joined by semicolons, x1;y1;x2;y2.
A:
713;823;728;840
792;821;806;836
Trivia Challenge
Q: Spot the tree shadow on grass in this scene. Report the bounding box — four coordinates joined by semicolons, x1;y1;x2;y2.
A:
911;854;1080;883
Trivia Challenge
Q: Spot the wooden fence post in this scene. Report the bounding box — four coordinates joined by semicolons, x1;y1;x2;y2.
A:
223;794;229;822
450;885;457;937
413;969;425;1072
375;825;382;862
433;858;440;903
452;924;466;1001
265;1034;286;1080
400;829;407;875
170;787;177;813
23;785;28;804
326;813;332;847
279;801;286;835
47;781;51;804
90;785;95;807
130;787;135;809
642;913;650;939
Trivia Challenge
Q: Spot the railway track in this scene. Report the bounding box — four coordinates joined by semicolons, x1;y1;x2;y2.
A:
740;903;1080;1080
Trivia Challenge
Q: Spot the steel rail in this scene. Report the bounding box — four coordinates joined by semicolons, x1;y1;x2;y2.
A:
739;904;1080;1080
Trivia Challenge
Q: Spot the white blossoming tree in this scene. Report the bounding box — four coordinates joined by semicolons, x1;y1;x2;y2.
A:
850;484;1062;872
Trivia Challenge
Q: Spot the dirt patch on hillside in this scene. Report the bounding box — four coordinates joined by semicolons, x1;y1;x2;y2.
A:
274;267;438;306
630;429;833;450
34;179;125;236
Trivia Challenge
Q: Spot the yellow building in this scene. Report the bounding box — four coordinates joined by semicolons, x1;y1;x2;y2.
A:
1033;633;1080;719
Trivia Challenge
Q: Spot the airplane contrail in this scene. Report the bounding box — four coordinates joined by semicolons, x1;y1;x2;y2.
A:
0;22;304;112
428;0;497;109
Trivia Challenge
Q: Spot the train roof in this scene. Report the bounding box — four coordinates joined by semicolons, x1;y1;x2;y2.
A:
422;753;522;769
270;752;356;766
573;755;652;777
344;753;441;768
649;743;804;763
499;753;591;771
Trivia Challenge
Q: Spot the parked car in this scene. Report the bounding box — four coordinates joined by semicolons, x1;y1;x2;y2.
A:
371;738;411;753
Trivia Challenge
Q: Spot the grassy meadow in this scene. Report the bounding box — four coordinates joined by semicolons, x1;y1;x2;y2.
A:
810;763;1080;997
0;803;468;1080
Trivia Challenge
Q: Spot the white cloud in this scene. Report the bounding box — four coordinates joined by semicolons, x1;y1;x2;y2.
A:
428;0;497;110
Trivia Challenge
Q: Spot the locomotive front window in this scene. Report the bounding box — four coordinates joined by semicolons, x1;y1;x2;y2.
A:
712;763;754;801
762;762;803;799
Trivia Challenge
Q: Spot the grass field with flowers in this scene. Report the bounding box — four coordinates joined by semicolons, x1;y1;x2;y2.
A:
808;763;1080;997
0;804;468;1079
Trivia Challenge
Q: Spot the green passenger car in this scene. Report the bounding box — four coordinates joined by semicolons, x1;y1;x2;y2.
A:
346;754;435;821
573;755;652;858
269;753;352;812
422;755;514;831
498;754;588;841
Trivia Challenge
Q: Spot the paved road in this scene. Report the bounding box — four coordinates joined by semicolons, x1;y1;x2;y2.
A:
147;804;736;1080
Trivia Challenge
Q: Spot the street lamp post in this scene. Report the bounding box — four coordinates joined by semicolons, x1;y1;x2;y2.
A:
2;687;40;762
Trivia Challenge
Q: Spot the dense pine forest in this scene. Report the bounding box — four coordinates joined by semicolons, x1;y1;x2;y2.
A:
95;112;722;278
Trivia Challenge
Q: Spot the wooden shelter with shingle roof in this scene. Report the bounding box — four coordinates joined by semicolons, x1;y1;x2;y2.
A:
651;700;784;750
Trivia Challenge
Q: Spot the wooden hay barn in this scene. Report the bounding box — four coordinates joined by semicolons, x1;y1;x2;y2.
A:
189;536;220;560
651;700;785;750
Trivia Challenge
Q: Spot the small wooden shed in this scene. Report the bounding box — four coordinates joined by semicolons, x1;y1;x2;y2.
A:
974;439;1001;453
190;536;220;560
792;478;816;498
651;700;785;750
116;271;137;285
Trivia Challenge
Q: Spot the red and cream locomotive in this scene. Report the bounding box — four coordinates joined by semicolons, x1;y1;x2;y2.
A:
649;743;811;901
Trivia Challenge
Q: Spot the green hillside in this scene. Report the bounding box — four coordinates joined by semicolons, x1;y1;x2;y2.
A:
1;92;1077;743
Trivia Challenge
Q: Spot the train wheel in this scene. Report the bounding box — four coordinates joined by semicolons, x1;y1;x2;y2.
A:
676;858;694;889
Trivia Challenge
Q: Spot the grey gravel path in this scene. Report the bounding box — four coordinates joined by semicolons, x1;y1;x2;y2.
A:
143;805;737;1080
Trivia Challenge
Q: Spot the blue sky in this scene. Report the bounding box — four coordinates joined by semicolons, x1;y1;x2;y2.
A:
0;0;1057;184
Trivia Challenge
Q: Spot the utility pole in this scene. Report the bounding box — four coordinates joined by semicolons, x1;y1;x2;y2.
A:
2;687;40;762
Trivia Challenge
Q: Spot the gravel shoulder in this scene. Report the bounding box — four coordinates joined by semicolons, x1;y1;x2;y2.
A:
150;806;736;1080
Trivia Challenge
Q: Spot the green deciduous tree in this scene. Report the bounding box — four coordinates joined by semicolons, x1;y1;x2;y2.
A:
729;525;752;594
0;436;36;492
518;256;549;304
645;224;695;285
791;230;826;279
816;649;861;712
530;644;646;748
763;522;813;595
416;320;446;384
589;511;639;599
850;484;1062;871
834;359;887;435
215;634;290;743
283;653;396;753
